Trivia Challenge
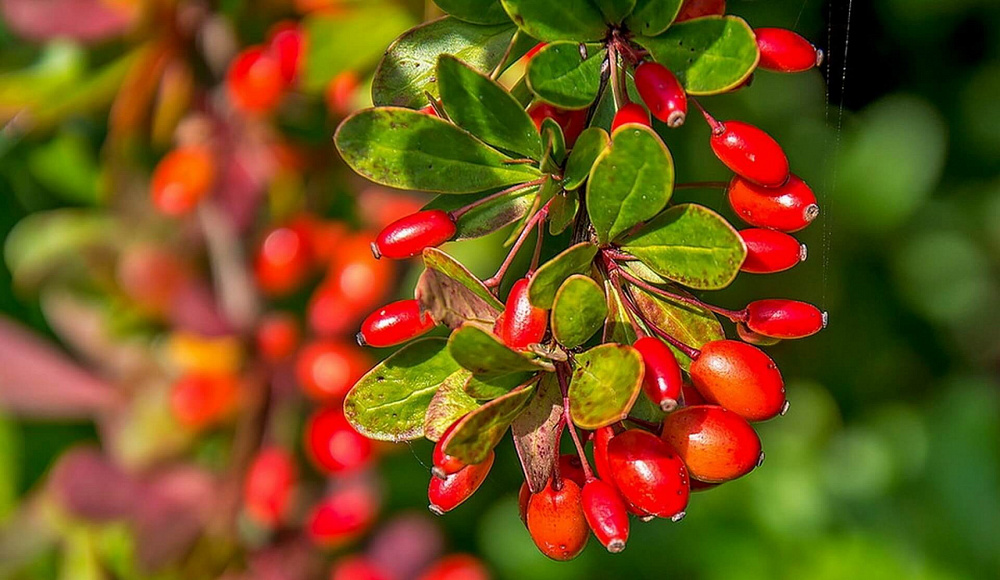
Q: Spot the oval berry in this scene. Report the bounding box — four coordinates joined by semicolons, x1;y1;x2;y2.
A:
739;228;806;274
306;484;378;546
151;146;215;216
497;278;548;349
682;382;707;406
170;372;239;430
592;426;617;483
728;174;819;232
755;28;823;73
689;340;785;421
744;299;826;339
267;22;304;85
662;405;762;483
607;430;689;520
373;209;456;259
528;103;588;146
634;62;688;127
325;70;360;116
428;451;494;515
582;478;630;553
559;454;587;488
432;420;467;479
226;46;285;114
634;336;684;412
305;406;374;474
359;299;435;348
611;103;651;132
709;120;789;187
518;481;531;527
255;222;315;296
244;447;297;527
256;312;300;362
296;339;371;402
526;479;589;561
416;554;490;580
676;0;726;22
330;556;391;580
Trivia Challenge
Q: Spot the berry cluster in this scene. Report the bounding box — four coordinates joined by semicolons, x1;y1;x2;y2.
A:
336;0;827;560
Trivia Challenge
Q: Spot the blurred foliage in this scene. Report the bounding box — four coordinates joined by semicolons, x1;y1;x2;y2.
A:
0;0;999;579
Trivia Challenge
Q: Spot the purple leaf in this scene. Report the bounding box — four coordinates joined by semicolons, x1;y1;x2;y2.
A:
47;447;137;521
367;513;444;580
133;465;217;571
1;0;136;43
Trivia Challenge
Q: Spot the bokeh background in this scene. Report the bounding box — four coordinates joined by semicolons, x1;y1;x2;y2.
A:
1;0;998;579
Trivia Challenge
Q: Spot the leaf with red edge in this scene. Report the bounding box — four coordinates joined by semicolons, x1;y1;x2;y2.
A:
511;372;562;493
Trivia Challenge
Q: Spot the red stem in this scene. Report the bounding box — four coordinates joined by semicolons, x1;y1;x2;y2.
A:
691;97;724;135
614;266;748;322
618;282;701;360
484;200;551;288
556;362;595;482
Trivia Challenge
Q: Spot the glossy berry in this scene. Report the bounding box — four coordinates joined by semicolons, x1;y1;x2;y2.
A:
170;372;239;430
244;447;297;527
634;336;684;412
607;430;689;520
255;222;315;296
518;481;531;526
744;299;826;339
755;28;823;73
359;299;435;348
305;407;374;474
592;426;617;483
296;340;371;402
528;103;588;146
689;340;785;421
416;554;490;580
728;174;819;232
739;228;806;274
526;479;589;561
330;556;391;580
267;22;305;85
682;382;707;406
307;484;378;546
325;70;359;115
662;405;762;483
428;451;494;514
497;278;548;349
611;103;651;132
432;420;467;479
559;454;587;488
151;146;215;216
226;46;285;114
582;479;630;553
634;62;688;127
708;120;789;187
373;209;457;259
256;312;300;362
676;0;726;22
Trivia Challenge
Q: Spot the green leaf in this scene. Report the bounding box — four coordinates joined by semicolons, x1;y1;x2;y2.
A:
595;0;637;24
527;242;599;308
526;42;605;109
511;373;563;492
500;0;608;42
335;107;540;194
442;381;537;463
466;371;536;400
551;275;608;348
540;118;567;170
449;323;553;375
630;285;724;369
587;125;675;244
423;369;479;441
416;248;503;329
28;131;102;205
625;0;683;36
569;344;643;429
424;185;540;240
603;279;638;344
621;203;747;290
372;17;520;108
345;338;460;441
634;16;759;95
438;55;543;160
548;192;580;235
434;0;511;25
563;127;610;190
302;6;416;92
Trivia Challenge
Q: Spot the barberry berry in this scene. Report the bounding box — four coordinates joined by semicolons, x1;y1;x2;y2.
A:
689;340;785;421
305;406;374;474
256;312;300;362
267;22;305;85
607;430;689;520
296;339;371;402
611;103;651;132
582;478;630;553
634;62;688;127
527;103;588;146
150;146;215;216
428;451;495;514
708;119;789;187
739;228;807;274
372;209;457;259
226;46;285;115
254;222;315;296
244;447;297;527
676;0;726;22
661;405;762;482
755;28;823;73
359;299;436;348
728;174;819;232
497;278;548;349
306;485;378;546
744;299;826;339
526;478;589;561
634;336;684;412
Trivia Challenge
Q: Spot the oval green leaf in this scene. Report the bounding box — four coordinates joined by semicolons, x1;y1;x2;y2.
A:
335;107;540;194
526;42;605;109
621;203;747;290
603;279;638;344
423;369;479;441
449;323;553;375
634;16;759;95
548;192;580;235
344;338;460;441
540;117;567;170
433;0;510;25
442;380;537;464
501;0;608;42
511;373;563;492
569;343;643;429
551;275;608;348
563;127;610;190
586;124;674;244
595;0;637;24
629;285;724;369
625;0;683;36
527;242;600;308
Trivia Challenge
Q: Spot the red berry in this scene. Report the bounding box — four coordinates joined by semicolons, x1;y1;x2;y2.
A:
151;146;215;216
428;451;494;514
690;479;720;492
634;336;684;412
676;0;726;22
744;299;826;339
682;382;707;406
307;484;378;546
611;103;651;132
526;478;589;561
325;70;360;116
527;103;588;146
739;228;806;274
755;28;823;73
607;430;689;520
373;209;457;259
305;406;374;474
309;235;393;335
359;299;436;348
634;62;688;127
256;312;300;362
296;340;371;402
582;478;630;553
267;22;305;85
227;46;285;114
689;340;785;421
255;222;315;296
170;372;239;429
709;120;789;187
416;554;490;580
728;174;819;232
497;278;548;349
432;420;468;479
518;481;531;527
244;447;297;527
559;454;587;488
662;405;762;482
330;556;391;580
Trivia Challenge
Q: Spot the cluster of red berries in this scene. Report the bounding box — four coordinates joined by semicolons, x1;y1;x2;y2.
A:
226;22;304;116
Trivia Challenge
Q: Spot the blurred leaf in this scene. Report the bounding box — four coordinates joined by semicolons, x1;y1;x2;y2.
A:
511;373;562;493
551;274;606;348
0;41;85;122
27;130;101;205
527;242;598;308
442;381;536;464
0;413;19;522
47;447;136;521
434;0;510;25
1;0;136;43
568;343;642;429
4;209;119;289
626;0;682;36
59;528;102;580
526;42;605;109
500;0;607;42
